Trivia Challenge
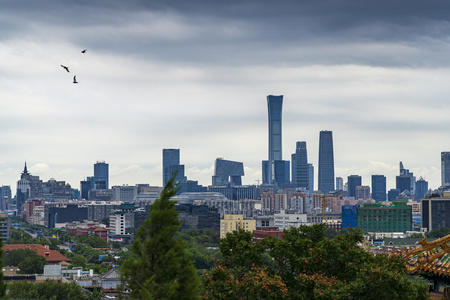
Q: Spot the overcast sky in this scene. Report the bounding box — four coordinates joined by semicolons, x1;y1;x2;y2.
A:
1;0;450;193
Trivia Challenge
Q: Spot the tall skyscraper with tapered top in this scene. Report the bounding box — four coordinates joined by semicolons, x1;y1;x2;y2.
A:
318;130;334;194
263;95;284;185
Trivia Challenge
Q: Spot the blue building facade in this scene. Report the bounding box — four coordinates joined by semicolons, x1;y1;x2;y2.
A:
318;130;334;194
342;205;357;229
371;175;386;202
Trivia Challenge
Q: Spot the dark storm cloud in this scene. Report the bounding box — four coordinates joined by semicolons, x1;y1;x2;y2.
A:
4;0;450;67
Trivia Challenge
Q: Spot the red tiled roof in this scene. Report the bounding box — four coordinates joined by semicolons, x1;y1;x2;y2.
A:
93;227;107;232
2;244;72;264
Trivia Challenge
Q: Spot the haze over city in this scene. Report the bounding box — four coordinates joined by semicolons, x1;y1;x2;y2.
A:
2;0;450;192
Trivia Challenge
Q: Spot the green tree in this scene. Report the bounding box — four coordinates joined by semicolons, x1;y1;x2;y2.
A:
120;176;200;299
425;227;450;238
7;279;104;300
17;254;46;274
3;248;42;267
0;240;6;298
70;254;87;269
204;224;429;300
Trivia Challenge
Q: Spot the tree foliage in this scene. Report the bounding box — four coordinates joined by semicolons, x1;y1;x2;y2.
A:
0;240;6;298
3;248;47;275
425;227;450;238
7;279;104;300
203;224;429;300
120;176;200;299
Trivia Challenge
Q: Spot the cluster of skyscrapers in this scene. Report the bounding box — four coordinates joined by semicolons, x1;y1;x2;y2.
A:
261;95;335;194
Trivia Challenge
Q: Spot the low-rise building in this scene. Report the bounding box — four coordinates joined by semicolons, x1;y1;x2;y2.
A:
220;214;256;239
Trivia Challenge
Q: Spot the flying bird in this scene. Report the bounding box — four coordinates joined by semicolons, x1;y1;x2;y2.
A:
73;76;78;84
61;65;70;72
81;49;87;53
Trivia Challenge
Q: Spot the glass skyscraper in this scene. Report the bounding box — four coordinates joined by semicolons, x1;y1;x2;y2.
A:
318;130;334;194
442;152;450;187
162;148;185;187
347;175;362;198
371;175;386;202
266;95;283;185
94;161;109;190
291;141;308;189
212;158;244;186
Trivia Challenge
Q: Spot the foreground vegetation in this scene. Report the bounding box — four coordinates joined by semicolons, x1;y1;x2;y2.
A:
203;224;429;300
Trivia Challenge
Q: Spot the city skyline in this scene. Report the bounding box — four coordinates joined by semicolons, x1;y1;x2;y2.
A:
1;1;450;192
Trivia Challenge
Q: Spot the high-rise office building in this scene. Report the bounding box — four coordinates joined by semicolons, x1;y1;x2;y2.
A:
442;152;450;187
347;175;362;199
371;175;386;202
262;95;289;186
308;164;314;193
264;95;283;185
415;177;428;201
162;148;185;187
396;161;415;194
291;141;308;189
94;161;109;190
336;177;344;191
318;130;334;194
355;186;370;200
212;158;244;186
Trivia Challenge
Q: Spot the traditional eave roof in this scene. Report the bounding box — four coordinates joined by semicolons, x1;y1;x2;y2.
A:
390;235;450;277
100;268;121;280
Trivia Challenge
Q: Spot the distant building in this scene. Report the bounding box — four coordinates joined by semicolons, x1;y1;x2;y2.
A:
176;204;220;232
318;130;334;194
335;177;344;192
44;203;88;228
66;221;108;241
415;177;428;201
347;175;362;198
86;201;121;221
263;95;284;186
162;149;185;187
396;161;415;194
94;161;109;190
208;185;257;200
341;205;357;229
421;191;450;231
357;201;412;233
308;164;314;193
355;186;370;200
371;175;386;202
112;185;138;202
212;158;244;186
0;213;10;242
220;214;256;239
388;188;401;201
273;212;308;230
291;141;309;189
108;203;140;244
442;152;450;187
